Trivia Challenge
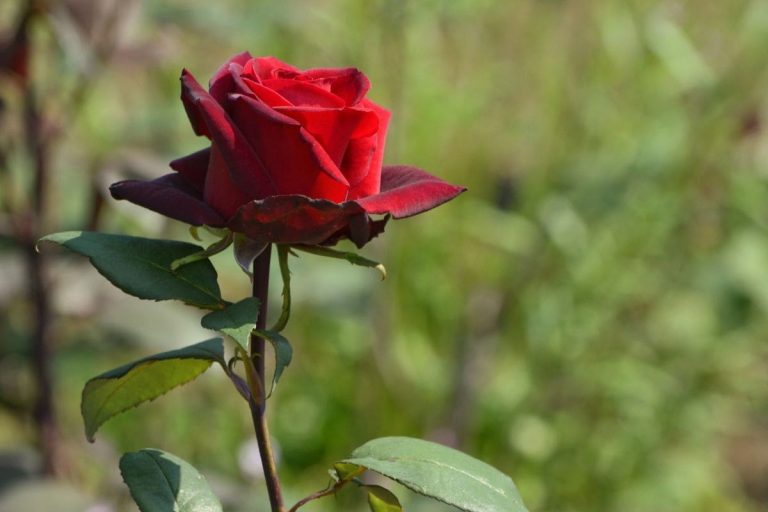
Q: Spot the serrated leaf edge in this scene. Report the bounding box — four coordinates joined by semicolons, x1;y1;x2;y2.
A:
40;232;225;309
83;359;214;441
342;456;527;512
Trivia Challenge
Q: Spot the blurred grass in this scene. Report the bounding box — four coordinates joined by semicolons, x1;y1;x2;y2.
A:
3;0;768;510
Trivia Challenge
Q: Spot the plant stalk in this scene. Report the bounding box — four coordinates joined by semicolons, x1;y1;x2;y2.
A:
19;3;62;476
249;246;285;512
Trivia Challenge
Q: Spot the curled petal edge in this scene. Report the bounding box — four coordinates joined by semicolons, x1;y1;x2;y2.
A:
109;174;226;227
356;165;466;219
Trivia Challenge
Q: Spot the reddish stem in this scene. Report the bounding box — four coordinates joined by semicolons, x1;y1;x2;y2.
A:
249;246;285;512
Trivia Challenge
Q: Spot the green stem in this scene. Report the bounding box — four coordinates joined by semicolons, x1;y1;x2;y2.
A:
171;231;233;271
292;245;386;280
249;246;285;512
270;245;292;332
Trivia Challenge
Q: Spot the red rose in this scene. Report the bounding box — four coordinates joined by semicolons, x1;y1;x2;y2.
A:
110;53;465;247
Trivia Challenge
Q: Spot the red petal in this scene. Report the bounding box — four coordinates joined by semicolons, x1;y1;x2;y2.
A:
228;195;366;245
244;56;300;80
339;133;377;192
180;69;210;137
181;71;278;198
348;99;390;199
227;94;349;200
209;52;252;103
209;51;252;88
110;174;225;226
300;67;371;106
169;147;210;192
262;78;345;108
242;77;293;107
275;106;378;165
203;145;253;218
355;165;466;218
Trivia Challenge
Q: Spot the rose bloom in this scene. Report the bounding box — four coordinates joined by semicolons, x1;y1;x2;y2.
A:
110;53;464;247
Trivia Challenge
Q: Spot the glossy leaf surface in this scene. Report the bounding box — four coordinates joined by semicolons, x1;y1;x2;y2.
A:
120;449;222;512
342;437;528;512
39;231;224;309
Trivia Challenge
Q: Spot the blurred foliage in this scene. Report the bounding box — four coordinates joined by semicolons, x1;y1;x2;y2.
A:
2;0;768;511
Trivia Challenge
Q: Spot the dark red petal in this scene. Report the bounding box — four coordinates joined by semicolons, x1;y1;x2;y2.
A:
227;94;348;200
169;147;210;192
275;106;378;165
262;78;345;108
355;165;466;218
110;174;226;226
209;62;252;105
228;195;365;245
180;69;210;137
209;52;252;103
181;71;278;197
203;145;253;219
300;67;371;106
322;213;390;248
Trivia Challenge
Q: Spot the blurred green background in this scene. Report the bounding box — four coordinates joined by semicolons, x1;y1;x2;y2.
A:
2;0;768;510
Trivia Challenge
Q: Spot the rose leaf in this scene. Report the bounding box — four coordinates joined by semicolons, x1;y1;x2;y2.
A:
120;449;222;512
81;338;225;442
38;231;224;310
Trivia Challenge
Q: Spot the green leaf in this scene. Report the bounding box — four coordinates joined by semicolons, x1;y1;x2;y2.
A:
120;449;222;512
39;231;224;309
82;339;225;442
332;462;366;483
341;437;528;512
365;485;403;512
201;297;260;349
256;329;293;396
199;304;291;398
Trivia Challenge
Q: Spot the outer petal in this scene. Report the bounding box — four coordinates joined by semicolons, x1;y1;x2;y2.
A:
348;99;390;199
169;147;210;192
341;133;377;192
209;51;252;88
355;165;466;218
209;51;252;103
228;195;366;245
227;94;349;200
203;145;253;218
181;71;278;198
110;174;226;226
180;69;211;137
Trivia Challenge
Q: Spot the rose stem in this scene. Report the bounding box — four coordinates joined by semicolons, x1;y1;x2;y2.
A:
250;245;285;512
